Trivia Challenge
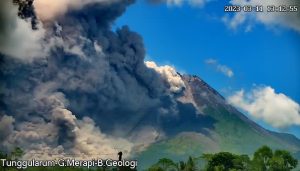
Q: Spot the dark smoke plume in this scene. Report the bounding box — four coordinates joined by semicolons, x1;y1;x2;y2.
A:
0;0;213;159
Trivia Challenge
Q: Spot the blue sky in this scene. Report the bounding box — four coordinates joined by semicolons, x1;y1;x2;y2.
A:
116;0;300;138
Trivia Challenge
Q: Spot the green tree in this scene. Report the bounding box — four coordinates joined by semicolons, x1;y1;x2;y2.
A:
178;161;186;171
185;156;196;171
205;152;236;171
146;146;298;171
252;145;273;171
232;154;251;171
202;152;251;171
269;150;298;171
11;147;24;160
148;158;177;171
148;166;165;171
0;151;6;170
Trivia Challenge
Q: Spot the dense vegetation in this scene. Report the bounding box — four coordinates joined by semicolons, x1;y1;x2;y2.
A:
0;146;298;171
147;146;298;171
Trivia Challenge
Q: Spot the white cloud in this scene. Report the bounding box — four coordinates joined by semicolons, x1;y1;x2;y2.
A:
228;86;300;128
223;0;300;33
205;58;234;78
217;65;234;78
205;58;217;64
145;61;185;93
222;12;246;31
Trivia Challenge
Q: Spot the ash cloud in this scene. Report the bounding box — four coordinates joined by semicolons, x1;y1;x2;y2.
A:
0;115;15;142
33;0;121;21
0;0;194;158
145;61;185;93
0;0;46;61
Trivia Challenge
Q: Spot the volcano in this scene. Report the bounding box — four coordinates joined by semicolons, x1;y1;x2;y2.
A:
136;75;300;169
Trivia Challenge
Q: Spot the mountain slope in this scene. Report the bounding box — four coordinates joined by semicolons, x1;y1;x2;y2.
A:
136;75;300;169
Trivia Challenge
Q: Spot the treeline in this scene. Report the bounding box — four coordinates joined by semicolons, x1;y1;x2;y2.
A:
0;146;298;171
147;146;298;171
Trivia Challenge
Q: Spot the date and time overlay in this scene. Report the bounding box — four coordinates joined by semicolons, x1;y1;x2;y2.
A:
224;4;298;12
